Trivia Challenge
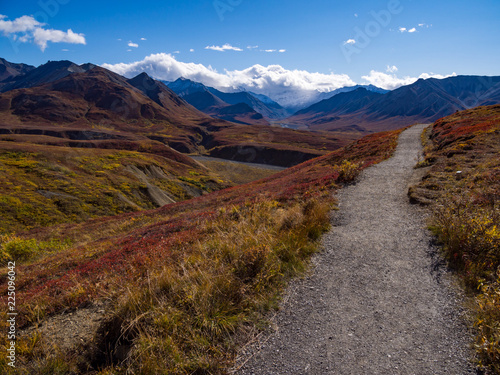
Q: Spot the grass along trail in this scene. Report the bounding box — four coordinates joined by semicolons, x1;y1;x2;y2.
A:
235;124;476;374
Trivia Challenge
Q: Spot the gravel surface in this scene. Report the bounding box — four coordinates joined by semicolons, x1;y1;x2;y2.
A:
235;124;476;375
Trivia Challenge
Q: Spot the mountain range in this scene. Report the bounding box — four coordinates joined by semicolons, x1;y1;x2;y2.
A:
1;57;500;163
165;74;500;132
286;75;500;131
0;58;353;167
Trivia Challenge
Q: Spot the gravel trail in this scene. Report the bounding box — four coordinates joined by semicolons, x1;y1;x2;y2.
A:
236;124;476;375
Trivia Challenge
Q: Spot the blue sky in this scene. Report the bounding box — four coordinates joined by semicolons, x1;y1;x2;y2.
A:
1;0;499;99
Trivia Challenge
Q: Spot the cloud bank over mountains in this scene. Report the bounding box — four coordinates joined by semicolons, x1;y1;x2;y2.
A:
102;53;456;108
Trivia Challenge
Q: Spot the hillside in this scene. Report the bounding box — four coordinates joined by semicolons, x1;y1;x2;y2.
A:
0;66;221;154
289;88;383;130
303;84;389;107
0;128;403;373
409;105;500;373
214;102;270;126
0;141;229;233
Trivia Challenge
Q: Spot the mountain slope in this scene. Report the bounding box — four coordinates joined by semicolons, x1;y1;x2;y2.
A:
213;102;270;126
127;73;200;113
294;88;383;119
170;83;271;125
0;58;35;90
312;84;389;104
173;87;269;125
0;66;228;158
182;90;228;112
207;87;289;119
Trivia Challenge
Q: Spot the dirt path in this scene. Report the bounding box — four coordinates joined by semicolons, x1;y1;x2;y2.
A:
235;124;476;374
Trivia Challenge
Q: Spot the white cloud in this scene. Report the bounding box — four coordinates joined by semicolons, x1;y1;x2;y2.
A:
205;43;243;52
128;41;139;48
189;48;194;52
400;26;422;33
0;14;42;33
101;53;355;108
386;65;398;73
127;49;132;52
247;45;259;49
140;37;147;41
17;34;29;42
354;13;358;17
362;70;457;90
117;38;122;41
343;39;356;45
173;51;180;54
262;49;286;53
33;28;85;51
0;14;85;51
62;48;69;52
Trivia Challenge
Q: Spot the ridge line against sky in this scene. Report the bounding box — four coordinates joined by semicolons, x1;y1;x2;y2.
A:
0;0;499;106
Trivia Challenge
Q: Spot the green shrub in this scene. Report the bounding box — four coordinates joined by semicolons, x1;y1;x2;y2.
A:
0;234;73;263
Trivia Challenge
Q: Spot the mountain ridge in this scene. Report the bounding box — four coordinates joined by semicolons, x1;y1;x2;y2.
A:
287;75;500;131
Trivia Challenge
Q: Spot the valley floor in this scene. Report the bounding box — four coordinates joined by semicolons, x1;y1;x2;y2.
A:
235;124;476;374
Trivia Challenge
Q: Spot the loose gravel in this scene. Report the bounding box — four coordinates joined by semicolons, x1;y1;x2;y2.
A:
235;124;476;375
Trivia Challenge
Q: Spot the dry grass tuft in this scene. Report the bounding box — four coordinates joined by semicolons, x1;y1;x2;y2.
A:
86;198;333;374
